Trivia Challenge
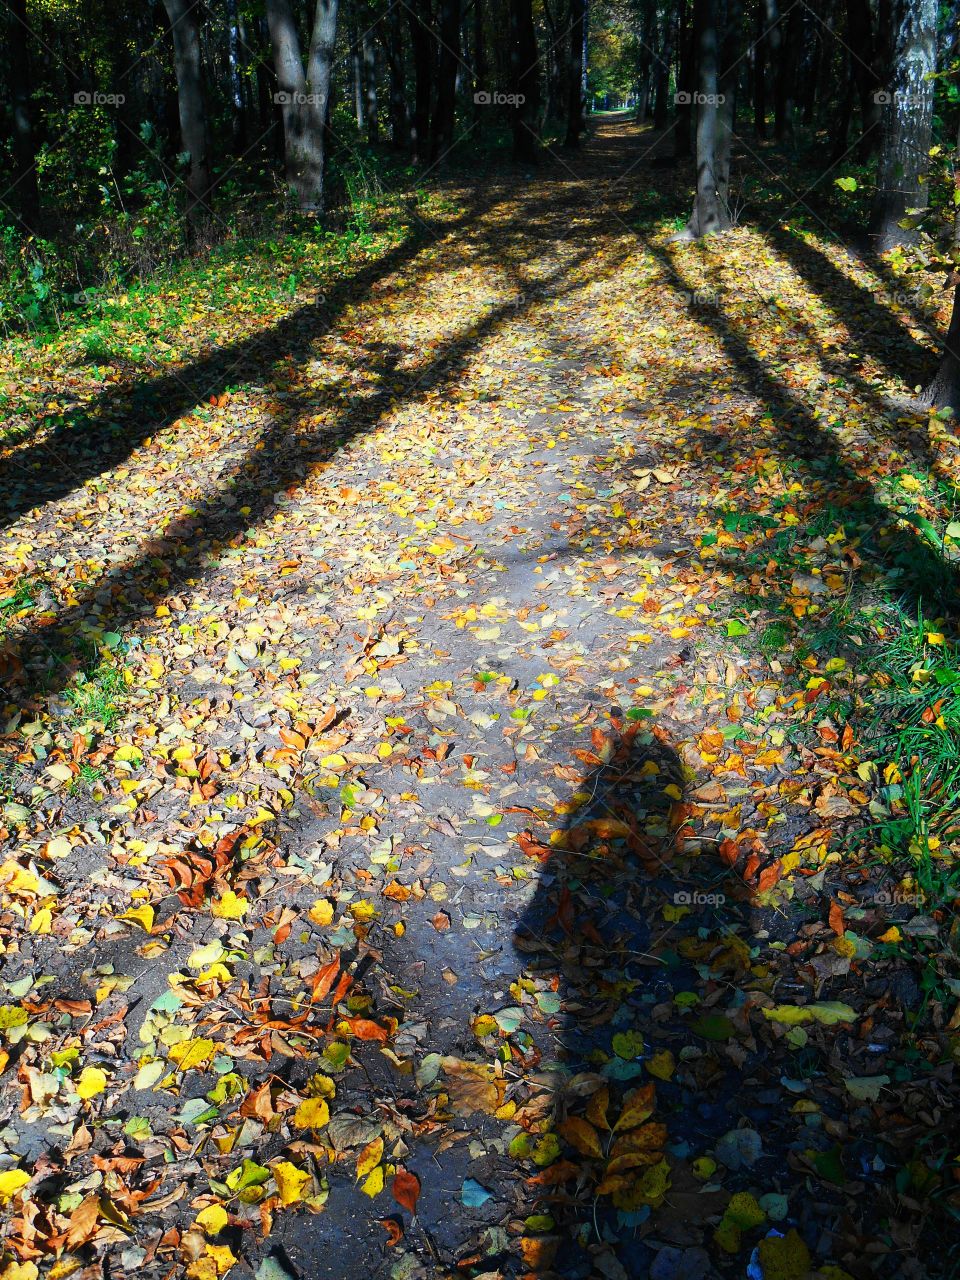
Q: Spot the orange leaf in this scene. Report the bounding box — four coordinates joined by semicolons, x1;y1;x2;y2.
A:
828;900;845;937
756;860;782;894
343;1017;390;1042
311;956;341;1004
718;838;739;868
379;1218;404;1246
392;1167;421;1215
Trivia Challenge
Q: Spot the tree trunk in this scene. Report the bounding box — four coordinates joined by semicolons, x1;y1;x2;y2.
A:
510;0;540;161
8;0;41;233
363;27;379;142
870;0;936;252
752;0;766;137
350;17;364;129
161;0;212;228
773;2;798;143
924;283;960;412
682;0;731;236
715;0;740;215
674;0;695;157
385;1;410;147
653;3;674;129
407;0;433;164
431;0;461;160
226;0;246;147
564;0;587;146
923;125;960;411
266;0;339;212
846;0;883;159
473;0;488;123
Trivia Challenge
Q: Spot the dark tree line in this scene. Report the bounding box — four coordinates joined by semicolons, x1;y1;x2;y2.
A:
1;0;958;402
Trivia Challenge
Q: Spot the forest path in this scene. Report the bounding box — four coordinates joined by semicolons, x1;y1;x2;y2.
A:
0;116;950;1280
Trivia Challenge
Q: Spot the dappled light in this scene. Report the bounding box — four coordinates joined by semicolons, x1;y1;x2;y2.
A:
3;0;960;1274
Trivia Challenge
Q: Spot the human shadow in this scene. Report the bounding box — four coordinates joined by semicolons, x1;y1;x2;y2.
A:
512;709;754;1278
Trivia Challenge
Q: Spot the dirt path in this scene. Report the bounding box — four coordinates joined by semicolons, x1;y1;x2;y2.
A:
0;118;952;1280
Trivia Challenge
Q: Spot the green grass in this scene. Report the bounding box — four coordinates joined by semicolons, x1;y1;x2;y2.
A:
0;577;44;634
64;643;127;730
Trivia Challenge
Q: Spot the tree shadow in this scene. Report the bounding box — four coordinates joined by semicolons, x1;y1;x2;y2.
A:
643;239;960;626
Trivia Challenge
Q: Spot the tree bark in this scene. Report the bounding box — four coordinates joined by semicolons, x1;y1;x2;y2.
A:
846;0;883;159
752;0;766;137
510;0;540;161
924;124;960;411
870;0;936;252
266;0;339;212
473;0;488;123
385;1;410;147
683;0;731;237
431;0;461;160
407;0;434;164
674;0;695;157
564;0;587;146
363;27;379;142
226;0;246;147
653;2;674;130
772;1;799;143
350;16;364;129
161;0;212;228
8;0;41;233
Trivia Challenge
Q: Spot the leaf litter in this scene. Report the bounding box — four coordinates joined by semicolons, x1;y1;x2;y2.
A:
0;117;958;1279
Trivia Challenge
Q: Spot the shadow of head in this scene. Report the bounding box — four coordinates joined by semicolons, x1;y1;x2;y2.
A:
511;710;746;1277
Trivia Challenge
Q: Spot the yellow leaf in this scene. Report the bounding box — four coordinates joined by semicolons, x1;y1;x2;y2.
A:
308;900;334;928
273;1160;310;1206
646;1049;675;1080
0;860;39;894
293;1096;330;1129
361;1164;384;1197
168;1038;216;1072
878;925;901;944
0;1263;39;1280
558;1116;602;1158
0;1169;31;1202
119;903;155;932
211;891;248;920
29;907;52;934
356;1137;384;1180
614;1083;656;1132
76;1067;108;1100
195;1204;229;1235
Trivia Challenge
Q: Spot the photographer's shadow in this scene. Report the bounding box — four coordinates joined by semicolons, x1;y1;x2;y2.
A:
513;710;746;1278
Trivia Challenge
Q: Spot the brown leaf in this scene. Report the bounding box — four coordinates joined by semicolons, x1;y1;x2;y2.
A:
65;1194;100;1249
392;1167;421;1215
